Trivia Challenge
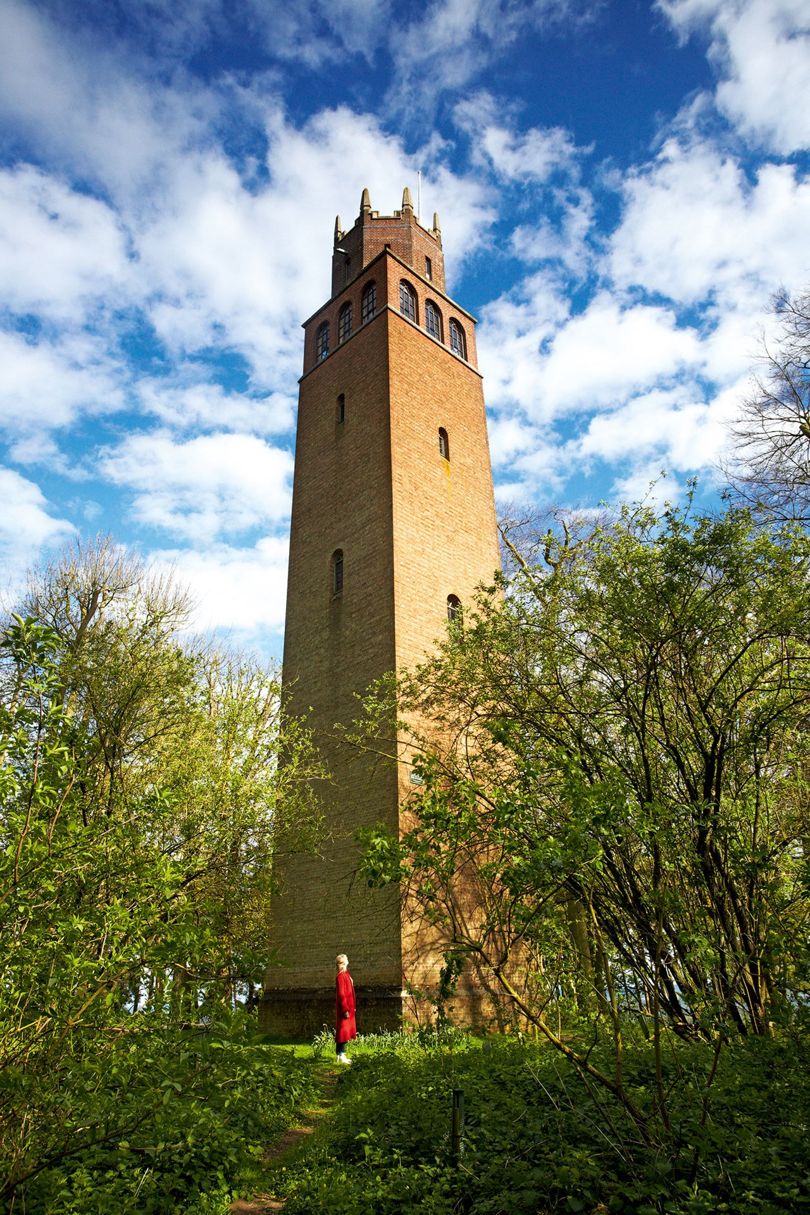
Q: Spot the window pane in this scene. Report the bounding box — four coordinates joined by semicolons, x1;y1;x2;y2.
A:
317;322;330;360
426;302;442;340
361;282;376;323
449;319;466;359
400;281;417;322
338;302;352;343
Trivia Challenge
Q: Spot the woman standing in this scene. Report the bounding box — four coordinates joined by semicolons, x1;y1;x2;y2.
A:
335;953;356;1064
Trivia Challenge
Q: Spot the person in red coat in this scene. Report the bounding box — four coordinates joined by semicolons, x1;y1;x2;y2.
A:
335;953;356;1064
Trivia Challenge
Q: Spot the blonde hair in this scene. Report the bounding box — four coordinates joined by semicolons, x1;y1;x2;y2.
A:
336;953;349;968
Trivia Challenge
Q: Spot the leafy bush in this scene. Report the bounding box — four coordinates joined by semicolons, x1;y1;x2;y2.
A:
281;1030;810;1214
16;1017;320;1214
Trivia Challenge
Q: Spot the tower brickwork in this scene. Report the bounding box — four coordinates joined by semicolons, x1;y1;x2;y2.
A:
262;189;500;1035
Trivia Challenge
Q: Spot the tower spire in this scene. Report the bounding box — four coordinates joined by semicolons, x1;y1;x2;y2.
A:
360;187;372;216
401;185;414;214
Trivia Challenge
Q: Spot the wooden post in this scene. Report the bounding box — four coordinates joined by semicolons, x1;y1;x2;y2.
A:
450;1088;465;1166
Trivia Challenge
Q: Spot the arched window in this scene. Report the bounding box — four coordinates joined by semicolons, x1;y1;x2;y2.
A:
425;300;443;341
449;318;467;360
447;594;462;624
316;320;330;361
438;427;450;460
338;302;352;344
332;549;344;596
336;393;345;424
399;280;418;323
361;280;377;323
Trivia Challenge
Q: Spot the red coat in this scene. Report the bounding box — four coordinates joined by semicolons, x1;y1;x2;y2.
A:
335;970;357;1043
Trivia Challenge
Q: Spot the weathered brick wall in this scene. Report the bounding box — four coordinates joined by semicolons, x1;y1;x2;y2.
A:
386;308;500;1010
270;313;403;1003
263;228;501;1034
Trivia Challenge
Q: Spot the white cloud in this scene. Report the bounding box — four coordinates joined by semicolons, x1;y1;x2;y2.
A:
0;165;132;323
488;412;545;468
153;535;289;641
0;466;74;598
510;190;595;276
67;0;226;62
100;431;293;541
0;2;493;400
7;432;73;472
576;383;738;470
244;0;393;65
478;271;571;415
659;0;810;154
483;290;700;421
135;104;492;381
609;140;810;309
137;380;295;436
609;466;681;509
454;91;587;183
0;330;125;435
540;297;701;413
0;0;212;199
390;0;586;107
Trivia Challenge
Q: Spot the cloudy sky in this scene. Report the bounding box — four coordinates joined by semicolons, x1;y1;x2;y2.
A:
1;0;808;655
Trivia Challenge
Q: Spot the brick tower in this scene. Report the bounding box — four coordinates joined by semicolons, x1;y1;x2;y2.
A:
262;187;501;1035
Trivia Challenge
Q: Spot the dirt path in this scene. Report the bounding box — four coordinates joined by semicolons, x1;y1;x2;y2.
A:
229;1066;341;1214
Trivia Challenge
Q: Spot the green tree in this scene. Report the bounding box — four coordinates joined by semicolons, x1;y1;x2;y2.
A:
356;500;810;1128
0;540;321;1205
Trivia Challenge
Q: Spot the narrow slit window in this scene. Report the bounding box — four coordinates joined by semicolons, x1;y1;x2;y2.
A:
449;318;466;360
332;549;344;596
438;427;449;460
361;281;377;323
425;256;432;280
425;301;443;341
316;320;330;361
338;302;352;344
447;594;462;624
336;394;345;424
399;280;417;323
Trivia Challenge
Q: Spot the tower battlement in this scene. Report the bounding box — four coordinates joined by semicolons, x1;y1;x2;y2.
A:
331;186;445;297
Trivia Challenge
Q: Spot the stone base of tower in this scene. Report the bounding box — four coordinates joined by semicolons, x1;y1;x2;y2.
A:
259;964;518;1039
259;985;407;1038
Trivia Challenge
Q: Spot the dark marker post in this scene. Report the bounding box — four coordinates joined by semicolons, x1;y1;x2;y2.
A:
450;1088;465;1166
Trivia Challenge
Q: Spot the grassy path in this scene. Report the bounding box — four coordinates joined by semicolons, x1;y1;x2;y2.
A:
229;1062;341;1213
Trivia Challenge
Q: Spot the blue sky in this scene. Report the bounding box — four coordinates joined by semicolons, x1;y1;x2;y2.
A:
1;0;809;656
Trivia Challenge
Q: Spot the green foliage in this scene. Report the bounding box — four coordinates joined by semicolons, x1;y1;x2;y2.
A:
21;1017;320;1214
280;1031;810;1214
0;540;323;1207
358;501;810;1039
351;497;810;1156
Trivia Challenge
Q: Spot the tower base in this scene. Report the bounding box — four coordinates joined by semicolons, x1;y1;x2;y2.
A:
259;985;407;1039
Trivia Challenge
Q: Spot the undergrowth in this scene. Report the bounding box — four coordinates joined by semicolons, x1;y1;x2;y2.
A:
14;1015;320;1215
277;1027;810;1215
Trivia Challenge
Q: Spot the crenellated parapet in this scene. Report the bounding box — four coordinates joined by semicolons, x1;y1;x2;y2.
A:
331;187;445;298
